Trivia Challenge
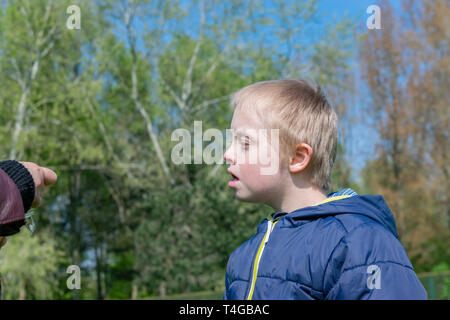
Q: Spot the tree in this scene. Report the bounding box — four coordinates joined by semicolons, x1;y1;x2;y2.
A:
359;0;449;271
0;230;63;299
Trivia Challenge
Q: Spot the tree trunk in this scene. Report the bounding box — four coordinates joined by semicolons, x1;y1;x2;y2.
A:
95;246;104;300
9;88;30;159
19;285;26;300
158;281;166;297
131;281;138;300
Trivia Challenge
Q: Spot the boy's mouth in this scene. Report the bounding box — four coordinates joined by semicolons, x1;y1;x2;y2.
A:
227;169;240;187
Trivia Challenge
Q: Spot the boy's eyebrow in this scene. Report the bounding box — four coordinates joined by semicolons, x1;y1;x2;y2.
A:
233;128;257;138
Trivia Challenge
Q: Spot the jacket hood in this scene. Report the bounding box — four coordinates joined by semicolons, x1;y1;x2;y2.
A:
271;189;399;238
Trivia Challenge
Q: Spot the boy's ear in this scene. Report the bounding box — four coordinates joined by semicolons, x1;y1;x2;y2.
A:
289;142;313;173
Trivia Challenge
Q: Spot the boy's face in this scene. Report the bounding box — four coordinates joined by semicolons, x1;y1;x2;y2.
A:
224;107;288;206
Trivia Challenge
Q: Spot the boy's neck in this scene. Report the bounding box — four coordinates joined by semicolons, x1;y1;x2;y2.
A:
272;183;327;213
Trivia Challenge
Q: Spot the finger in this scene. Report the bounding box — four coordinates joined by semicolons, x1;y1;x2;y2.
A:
32;189;42;208
0;236;7;249
41;167;58;186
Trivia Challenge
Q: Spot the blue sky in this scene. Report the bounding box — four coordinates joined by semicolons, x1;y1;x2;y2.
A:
317;0;401;21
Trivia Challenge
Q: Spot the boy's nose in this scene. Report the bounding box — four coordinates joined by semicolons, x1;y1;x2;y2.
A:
223;146;235;165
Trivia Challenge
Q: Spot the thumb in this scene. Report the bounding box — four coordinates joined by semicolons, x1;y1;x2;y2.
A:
41;167;58;186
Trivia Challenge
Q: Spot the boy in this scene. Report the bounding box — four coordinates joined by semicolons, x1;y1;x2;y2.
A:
222;79;427;300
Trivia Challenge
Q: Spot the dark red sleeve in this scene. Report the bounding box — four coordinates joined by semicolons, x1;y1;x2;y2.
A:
0;169;26;236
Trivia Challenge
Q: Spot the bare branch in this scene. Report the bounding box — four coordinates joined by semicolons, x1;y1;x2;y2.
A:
181;0;206;104
7;73;24;88
29;97;56;111
192;94;231;112
181;39;201;103
40;26;56;47
36;0;53;40
9;89;30;159
10;58;25;88
19;5;34;39
30;59;39;82
160;77;186;110
194;40;231;95
9;59;26;89
40;40;54;59
124;3;175;186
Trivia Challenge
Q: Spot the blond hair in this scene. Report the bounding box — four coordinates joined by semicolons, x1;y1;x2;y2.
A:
230;79;338;191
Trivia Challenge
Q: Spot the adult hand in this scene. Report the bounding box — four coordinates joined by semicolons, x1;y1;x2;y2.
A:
19;162;58;208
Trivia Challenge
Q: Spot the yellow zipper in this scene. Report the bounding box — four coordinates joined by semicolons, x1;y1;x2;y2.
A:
246;219;278;300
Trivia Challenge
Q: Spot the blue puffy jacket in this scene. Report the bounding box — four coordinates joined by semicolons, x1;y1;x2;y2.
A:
223;189;427;300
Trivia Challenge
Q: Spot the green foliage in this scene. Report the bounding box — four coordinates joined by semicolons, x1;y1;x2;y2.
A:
0;229;64;299
135;170;269;297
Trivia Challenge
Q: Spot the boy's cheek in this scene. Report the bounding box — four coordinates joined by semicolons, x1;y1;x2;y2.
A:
243;164;278;187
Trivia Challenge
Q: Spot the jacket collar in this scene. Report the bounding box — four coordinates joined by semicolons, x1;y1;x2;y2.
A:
271;188;358;221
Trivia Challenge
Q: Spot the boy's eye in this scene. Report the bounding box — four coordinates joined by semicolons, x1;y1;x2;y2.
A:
240;137;250;146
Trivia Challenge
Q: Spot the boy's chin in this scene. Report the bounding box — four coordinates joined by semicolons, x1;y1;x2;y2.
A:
234;190;266;204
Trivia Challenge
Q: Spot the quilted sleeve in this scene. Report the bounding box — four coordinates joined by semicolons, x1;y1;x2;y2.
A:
323;222;427;300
